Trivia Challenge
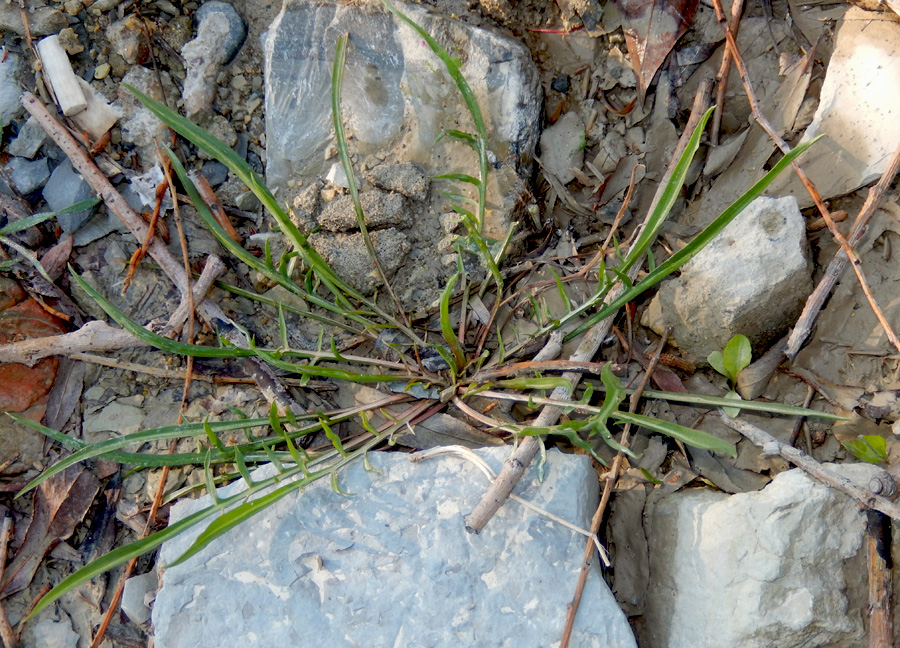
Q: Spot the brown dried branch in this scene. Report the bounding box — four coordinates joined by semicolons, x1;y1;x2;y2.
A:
785;139;900;359
560;330;670;648
0;256;226;366
710;0;744;145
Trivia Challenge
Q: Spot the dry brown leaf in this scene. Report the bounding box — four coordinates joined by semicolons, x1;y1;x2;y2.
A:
613;0;700;101
1;465;100;597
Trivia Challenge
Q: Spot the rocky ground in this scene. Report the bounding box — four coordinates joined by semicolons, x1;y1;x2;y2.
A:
2;0;900;645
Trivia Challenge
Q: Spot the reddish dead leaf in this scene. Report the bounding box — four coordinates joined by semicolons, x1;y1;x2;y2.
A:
612;0;700;101
650;365;689;393
1;465;100;597
0;277;26;311
39;235;74;282
0;298;67;411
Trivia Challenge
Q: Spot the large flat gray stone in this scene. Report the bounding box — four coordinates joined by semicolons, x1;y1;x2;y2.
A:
152;447;637;647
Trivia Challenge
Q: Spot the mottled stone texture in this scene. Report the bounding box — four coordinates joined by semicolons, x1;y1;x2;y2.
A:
153;447;637;648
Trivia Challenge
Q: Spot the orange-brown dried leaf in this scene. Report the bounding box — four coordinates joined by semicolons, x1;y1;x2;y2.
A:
0;465;100;596
0;298;67;411
613;0;700;101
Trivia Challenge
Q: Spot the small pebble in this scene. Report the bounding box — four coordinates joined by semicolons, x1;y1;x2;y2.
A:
550;75;571;93
94;63;111;79
57;28;85;55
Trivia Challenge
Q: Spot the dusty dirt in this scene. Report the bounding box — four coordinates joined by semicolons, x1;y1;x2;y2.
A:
2;0;900;645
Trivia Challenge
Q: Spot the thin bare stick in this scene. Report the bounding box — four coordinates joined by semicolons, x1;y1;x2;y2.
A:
867;510;893;648
709;0;900;357
464;81;713;534
0;256;226;366
0;512;18;648
786;138;900;358
162;255;226;336
710;0;745;144
471;359;607;382
0;321;148;365
720;414;900;520
559;330;669;648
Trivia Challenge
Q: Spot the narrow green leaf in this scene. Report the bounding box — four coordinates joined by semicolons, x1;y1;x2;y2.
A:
494;377;571;391
614;411;737;457
203;419;227;452
0;198;100;235
434;173;481;185
439;273;466;371
27;503;223;619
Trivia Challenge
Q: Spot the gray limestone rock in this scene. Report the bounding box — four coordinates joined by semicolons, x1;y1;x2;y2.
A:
539;111;585;185
152;447;637;648
181;1;247;115
317;190;411;232
641;464;875;648
122;572;157;626
365;161;431;202
8;116;50;159
264;0;540;240
42;160;96;232
641;196;812;365
117;67;175;168
310;227;410;295
0;52;23;130
5;157;50;195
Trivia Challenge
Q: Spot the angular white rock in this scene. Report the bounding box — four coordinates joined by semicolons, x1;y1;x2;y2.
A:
768;8;900;206
539;111;585;185
70;78;121;140
152;447;637;648
641;196;812;364
641;464;876;648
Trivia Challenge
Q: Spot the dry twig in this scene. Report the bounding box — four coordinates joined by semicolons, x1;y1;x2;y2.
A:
0;512;17;648
720;414;900;520
785;139;900;359
559;330;670;648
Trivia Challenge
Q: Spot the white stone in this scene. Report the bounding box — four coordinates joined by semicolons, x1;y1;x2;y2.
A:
122;571;157;626
30;617;79;648
181;2;246;115
152;447;637;648
641;196;812;364
539;111;585;185
768;8;900;207
641;464;876;648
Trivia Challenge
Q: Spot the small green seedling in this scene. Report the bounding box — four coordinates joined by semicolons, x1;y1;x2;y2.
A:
842;434;890;464
708;334;752;418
